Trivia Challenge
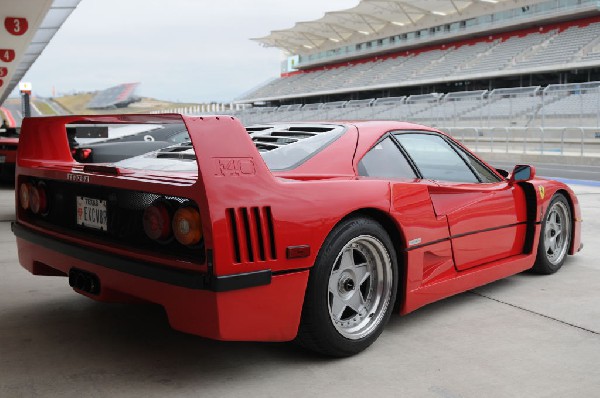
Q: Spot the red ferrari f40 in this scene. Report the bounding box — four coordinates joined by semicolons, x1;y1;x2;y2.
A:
13;115;582;356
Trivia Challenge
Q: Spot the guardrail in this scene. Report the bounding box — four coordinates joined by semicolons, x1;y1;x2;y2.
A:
151;107;600;158
443;126;600;157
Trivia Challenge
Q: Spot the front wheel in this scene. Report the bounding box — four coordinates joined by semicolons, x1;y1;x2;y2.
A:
531;193;572;274
296;217;398;357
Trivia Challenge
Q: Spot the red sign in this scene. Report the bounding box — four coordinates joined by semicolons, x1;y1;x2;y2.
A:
4;17;28;36
0;67;7;77
0;49;15;63
0;79;3;88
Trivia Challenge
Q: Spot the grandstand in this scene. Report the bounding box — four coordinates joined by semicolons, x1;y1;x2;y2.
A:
86;83;140;109
227;0;600;136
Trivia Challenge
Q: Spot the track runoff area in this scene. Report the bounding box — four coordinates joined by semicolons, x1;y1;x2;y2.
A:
0;171;599;396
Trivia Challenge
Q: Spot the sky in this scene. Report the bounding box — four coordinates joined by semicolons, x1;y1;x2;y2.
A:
17;0;359;103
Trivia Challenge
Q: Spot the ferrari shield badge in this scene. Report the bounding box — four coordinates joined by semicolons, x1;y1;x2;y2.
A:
538;185;545;199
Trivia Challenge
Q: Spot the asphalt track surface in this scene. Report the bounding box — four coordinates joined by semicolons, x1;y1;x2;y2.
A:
0;180;599;397
1;98;41;127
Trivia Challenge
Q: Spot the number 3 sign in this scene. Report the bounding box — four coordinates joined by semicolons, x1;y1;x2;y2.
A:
4;17;28;36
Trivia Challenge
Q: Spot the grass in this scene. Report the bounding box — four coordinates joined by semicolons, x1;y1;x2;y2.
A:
33;101;58;115
53;93;96;114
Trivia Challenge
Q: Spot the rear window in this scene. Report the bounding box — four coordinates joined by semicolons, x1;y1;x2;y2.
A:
252;125;346;171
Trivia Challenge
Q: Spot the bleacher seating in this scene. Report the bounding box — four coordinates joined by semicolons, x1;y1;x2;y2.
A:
229;81;600;129
239;21;600;102
461;31;554;75
511;24;600;70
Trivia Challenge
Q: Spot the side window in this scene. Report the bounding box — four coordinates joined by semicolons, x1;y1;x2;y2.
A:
394;133;478;183
358;136;416;179
453;145;501;183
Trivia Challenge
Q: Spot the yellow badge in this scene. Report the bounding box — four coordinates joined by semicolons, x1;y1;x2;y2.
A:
538;185;545;199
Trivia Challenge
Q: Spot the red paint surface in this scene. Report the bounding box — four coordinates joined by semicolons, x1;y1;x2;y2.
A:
13;115;582;341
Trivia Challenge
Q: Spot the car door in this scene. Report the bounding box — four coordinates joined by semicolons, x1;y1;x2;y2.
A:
393;132;528;271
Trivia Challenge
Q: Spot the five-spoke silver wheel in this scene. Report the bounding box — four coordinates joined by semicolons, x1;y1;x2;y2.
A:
543;200;570;266
328;235;393;340
533;193;572;274
296;217;398;356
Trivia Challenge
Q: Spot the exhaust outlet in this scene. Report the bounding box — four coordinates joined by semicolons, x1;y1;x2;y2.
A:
69;268;101;295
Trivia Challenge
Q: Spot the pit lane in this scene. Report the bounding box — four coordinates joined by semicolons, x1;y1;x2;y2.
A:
0;180;599;397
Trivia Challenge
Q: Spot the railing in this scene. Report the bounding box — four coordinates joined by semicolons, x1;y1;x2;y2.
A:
231;83;600;130
444;126;600;157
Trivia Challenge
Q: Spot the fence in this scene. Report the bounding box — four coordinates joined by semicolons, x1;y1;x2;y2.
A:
228;82;600;130
444;126;599;157
153;83;600;157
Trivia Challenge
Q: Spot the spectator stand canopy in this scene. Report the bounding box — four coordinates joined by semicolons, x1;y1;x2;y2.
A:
86;83;141;110
0;0;82;105
252;0;558;57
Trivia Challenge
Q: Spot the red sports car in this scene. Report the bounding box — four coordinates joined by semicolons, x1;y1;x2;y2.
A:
13;115;582;356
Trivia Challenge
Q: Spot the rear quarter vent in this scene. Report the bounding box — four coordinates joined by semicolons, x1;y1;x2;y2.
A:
226;206;276;263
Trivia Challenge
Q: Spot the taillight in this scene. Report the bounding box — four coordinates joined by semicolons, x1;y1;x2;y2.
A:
73;148;93;162
19;181;48;215
19;182;31;210
79;148;93;161
143;201;172;241
172;206;202;246
30;183;48;215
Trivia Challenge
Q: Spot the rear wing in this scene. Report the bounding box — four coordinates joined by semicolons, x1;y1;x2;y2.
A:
23;114;270;177
18;114;270;175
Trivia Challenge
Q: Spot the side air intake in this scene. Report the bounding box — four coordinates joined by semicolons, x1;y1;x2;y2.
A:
226;206;276;263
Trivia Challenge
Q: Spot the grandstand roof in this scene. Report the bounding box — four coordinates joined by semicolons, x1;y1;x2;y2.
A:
253;0;544;54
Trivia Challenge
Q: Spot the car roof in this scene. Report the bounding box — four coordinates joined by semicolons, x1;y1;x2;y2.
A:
254;121;441;177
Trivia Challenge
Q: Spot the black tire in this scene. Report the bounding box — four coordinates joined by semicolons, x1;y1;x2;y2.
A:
531;193;572;274
296;217;398;357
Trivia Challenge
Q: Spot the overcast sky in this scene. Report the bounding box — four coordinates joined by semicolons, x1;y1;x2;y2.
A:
17;0;358;103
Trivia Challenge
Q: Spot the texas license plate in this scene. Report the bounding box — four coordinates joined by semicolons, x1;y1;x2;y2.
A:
76;196;107;231
0;155;5;163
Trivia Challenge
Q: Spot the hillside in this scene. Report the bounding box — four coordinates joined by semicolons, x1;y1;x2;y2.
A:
51;93;204;115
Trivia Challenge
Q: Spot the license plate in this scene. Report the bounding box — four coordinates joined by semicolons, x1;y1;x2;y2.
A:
0;155;5;163
76;196;107;231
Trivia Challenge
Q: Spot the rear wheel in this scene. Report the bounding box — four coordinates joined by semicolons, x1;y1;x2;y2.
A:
296;217;398;357
531;194;571;274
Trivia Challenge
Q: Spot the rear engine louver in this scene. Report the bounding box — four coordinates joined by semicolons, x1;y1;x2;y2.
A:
226;206;276;263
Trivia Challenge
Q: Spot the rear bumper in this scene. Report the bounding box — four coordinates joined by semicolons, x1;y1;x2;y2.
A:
13;222;309;341
12;222;271;292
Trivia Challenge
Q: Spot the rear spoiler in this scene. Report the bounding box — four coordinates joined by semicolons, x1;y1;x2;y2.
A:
18;114;273;180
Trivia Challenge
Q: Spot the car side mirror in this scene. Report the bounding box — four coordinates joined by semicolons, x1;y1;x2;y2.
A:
509;164;535;184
